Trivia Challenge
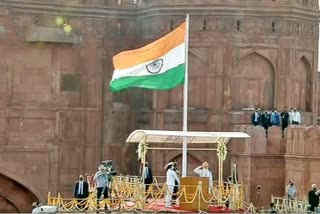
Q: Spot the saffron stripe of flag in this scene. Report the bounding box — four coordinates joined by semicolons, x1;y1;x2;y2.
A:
110;22;186;92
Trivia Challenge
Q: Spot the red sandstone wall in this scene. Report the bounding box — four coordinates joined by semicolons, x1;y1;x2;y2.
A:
0;0;318;211
230;125;320;208
230;125;285;207
0;1;139;211
285;126;320;198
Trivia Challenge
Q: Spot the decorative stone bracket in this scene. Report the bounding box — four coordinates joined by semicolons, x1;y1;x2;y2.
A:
24;26;80;44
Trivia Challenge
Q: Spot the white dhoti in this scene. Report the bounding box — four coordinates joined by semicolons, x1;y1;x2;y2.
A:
165;184;174;207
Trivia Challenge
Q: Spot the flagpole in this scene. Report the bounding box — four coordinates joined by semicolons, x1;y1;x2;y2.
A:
182;14;190;177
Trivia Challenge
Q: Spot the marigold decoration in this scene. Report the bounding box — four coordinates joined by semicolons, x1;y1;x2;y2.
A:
136;141;148;162
217;142;227;161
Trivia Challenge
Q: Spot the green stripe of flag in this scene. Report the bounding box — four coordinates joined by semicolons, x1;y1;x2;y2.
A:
110;64;185;92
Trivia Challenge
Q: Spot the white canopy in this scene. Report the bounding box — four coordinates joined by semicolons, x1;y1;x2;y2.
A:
126;129;250;144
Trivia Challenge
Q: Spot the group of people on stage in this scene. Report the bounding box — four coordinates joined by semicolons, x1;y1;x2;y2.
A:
141;161;240;209
140;160;214;208
72;160;214;209
72;161;320;213
73;163;112;210
160;161;213;208
251;107;301;135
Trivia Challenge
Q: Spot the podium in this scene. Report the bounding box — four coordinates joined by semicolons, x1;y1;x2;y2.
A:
179;176;209;212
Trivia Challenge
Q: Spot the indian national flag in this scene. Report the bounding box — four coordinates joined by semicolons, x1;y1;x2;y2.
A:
110;22;186;92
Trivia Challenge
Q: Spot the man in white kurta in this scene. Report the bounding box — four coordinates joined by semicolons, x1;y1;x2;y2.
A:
165;162;180;208
290;108;301;125
194;162;213;194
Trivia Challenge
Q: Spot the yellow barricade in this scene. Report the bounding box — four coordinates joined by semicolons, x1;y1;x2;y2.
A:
47;175;249;212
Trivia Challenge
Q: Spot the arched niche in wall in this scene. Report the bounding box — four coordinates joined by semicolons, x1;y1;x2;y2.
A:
169;153;202;176
0;173;38;212
231;52;275;110
292;56;311;112
165;48;208;109
0;196;19;212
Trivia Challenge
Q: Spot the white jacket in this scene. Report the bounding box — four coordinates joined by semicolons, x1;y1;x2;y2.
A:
166;168;180;186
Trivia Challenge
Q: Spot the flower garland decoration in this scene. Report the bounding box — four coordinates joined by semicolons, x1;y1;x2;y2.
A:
217;142;227;161
136;141;148;161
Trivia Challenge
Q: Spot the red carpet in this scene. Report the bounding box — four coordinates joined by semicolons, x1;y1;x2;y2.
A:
144;201;245;213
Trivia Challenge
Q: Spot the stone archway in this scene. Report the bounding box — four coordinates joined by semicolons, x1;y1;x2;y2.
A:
0;197;19;212
0;173;38;213
232;53;275;110
293;56;311;112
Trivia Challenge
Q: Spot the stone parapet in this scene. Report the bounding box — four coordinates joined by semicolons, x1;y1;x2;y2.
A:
0;0;318;23
230;125;320;208
284;126;320;201
232;125;284;155
231;124;320;155
285;125;320;156
0;0;137;19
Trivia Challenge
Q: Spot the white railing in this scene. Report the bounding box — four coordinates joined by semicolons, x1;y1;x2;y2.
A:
271;196;309;213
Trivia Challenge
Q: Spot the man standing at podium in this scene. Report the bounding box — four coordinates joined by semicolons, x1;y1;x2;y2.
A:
164;162;180;208
194;162;213;193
